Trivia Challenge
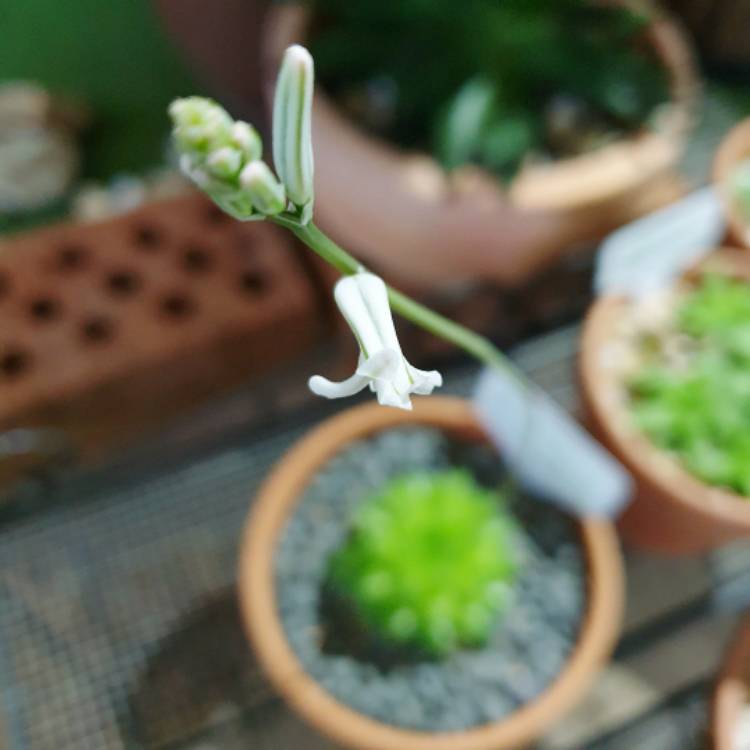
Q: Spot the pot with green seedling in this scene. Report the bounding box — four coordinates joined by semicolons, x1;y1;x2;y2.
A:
170;43;624;749
581;248;750;554
261;0;697;287
714;118;750;250
239;398;622;750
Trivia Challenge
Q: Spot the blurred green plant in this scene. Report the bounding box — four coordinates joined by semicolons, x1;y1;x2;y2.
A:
310;0;668;179
1;0;195;178
731;159;750;225
328;470;518;656
630;275;750;496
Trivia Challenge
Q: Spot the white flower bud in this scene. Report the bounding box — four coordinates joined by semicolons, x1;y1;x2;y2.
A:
169;97;233;153
240;161;287;216
231;121;262;162
272;45;315;213
206;146;242;180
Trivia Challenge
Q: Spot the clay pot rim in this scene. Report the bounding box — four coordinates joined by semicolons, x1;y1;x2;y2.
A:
238;396;624;750
579;248;750;535
713;616;750;750
263;1;698;212
713;117;750;249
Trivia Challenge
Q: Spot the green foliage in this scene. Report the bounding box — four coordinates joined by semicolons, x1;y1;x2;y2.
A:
629;275;750;495
1;0;196;177
310;0;668;179
328;470;518;656
678;273;750;342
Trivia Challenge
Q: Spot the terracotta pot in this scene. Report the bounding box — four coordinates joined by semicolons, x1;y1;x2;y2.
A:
713;616;750;750
579;248;750;555
714;117;750;249
262;3;698;288
239;397;624;750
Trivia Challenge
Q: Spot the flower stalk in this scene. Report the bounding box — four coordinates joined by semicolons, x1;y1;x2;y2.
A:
290;221;515;377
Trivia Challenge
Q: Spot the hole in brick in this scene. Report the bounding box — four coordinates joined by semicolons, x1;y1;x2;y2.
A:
239;271;267;297
182;246;212;273
57;244;89;271
106;270;141;297
1;349;30;379
134;225;162;251
81;317;115;344
29;297;61;322
160;293;195;319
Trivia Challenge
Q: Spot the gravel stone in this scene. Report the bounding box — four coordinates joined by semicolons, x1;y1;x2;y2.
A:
275;427;586;732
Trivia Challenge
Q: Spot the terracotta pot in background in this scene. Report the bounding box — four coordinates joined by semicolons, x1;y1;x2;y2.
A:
153;0;267;123
714;117;750;249
239;397;624;750
580;249;750;555
262;2;698;289
713;616;750;750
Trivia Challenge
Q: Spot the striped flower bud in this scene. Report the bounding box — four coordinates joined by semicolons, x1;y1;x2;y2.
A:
272;45;315;214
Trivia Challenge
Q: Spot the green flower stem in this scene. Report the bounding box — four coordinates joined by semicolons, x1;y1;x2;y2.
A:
287;220;516;377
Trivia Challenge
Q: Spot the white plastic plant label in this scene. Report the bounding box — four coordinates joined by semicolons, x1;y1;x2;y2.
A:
473;368;632;518
594;187;725;299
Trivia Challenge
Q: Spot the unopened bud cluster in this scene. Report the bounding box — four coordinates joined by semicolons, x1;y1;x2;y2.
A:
170;96;284;219
170;45;315;223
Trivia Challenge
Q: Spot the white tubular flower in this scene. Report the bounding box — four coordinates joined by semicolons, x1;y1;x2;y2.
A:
273;45;314;216
240;161;286;216
309;273;442;410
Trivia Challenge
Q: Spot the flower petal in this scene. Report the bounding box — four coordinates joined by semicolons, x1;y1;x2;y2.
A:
373;382;413;410
308;372;369;400
334;275;385;359
354;274;403;355
356;350;413;410
407;364;443;395
356;348;401;381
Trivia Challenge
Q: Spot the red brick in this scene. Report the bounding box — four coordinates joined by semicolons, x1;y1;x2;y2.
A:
0;193;329;464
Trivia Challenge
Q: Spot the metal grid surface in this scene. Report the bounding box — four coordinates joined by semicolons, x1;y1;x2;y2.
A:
1;325;748;750
2;84;750;750
0;398;316;750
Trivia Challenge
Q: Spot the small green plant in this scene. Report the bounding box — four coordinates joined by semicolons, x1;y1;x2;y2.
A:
328;470;518;656
310;0;668;179
629;274;750;496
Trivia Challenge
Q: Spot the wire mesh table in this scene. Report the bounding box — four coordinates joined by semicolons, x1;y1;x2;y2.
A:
1;324;749;750
2;82;750;750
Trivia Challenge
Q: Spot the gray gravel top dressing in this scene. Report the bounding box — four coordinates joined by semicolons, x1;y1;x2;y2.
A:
275;427;586;732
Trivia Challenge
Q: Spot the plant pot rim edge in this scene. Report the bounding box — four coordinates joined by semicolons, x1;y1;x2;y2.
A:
238;396;624;750
263;1;699;214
